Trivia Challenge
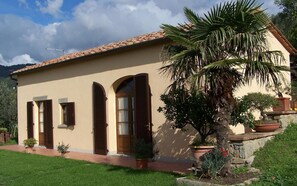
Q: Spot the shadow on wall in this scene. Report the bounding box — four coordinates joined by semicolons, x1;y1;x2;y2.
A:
153;121;196;161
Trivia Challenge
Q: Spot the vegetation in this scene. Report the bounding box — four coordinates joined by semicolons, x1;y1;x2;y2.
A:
272;0;297;49
241;92;279;120
0;139;17;146
232;97;256;128
0;79;17;137
160;0;288;175
57;142;70;156
252;124;297;185
0;150;177;186
0;64;32;139
0;128;8;132
158;90;215;145
201;148;232;178
23;138;37;148
134;139;153;159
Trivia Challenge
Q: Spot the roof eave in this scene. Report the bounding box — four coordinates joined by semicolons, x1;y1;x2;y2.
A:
268;23;297;55
11;36;170;76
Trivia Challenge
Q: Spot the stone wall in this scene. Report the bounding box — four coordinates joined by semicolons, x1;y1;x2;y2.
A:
229;112;297;161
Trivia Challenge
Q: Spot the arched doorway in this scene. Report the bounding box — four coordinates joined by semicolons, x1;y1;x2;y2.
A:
93;82;108;155
115;74;152;154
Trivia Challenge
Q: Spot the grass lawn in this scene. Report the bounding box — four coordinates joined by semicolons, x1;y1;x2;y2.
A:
252;124;297;185
0;150;178;186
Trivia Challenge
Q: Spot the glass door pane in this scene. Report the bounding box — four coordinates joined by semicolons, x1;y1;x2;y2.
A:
118;97;128;109
118;123;129;135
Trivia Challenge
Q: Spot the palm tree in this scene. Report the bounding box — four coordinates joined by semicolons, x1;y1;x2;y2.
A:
160;0;289;175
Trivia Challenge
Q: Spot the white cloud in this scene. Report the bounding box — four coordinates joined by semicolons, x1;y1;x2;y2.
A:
0;54;38;66
0;0;282;66
36;0;64;18
69;0;184;46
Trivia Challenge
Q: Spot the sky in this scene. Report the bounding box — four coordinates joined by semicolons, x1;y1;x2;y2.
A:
0;0;282;66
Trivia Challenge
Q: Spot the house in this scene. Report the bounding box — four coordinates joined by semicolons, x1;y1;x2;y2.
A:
11;24;296;161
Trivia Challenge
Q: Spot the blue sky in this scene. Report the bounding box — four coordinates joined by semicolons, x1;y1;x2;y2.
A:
0;0;282;66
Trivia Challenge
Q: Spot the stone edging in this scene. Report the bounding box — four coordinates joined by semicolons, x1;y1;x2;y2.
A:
176;168;261;186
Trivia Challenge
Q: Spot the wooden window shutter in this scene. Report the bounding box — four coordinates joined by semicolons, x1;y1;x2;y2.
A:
66;102;75;126
44;100;53;149
93;82;108;155
134;73;152;144
27;102;34;138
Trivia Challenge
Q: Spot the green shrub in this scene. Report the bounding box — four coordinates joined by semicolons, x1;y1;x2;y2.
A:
201;148;232;178
23;138;37;148
241;92;278;120
134;139;153;159
0;127;8;132
158;89;216;145
57;142;70;155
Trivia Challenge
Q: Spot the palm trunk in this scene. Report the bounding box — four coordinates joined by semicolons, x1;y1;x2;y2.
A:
211;84;235;176
214;105;232;176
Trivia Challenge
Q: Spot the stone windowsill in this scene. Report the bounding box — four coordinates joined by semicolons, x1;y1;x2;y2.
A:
57;124;68;129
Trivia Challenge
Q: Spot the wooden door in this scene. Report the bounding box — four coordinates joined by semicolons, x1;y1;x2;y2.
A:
134;74;152;144
44;100;53;149
93;82;108;155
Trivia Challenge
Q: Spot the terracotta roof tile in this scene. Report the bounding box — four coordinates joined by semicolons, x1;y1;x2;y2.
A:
12;30;166;75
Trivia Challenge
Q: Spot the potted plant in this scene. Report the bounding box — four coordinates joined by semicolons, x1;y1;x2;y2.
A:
23;138;37;153
134;139;153;169
232;98;256;133
57;142;70;157
158;89;216;163
0;128;8;133
0;128;9;143
240;92;280;132
190;137;215;166
266;82;291;111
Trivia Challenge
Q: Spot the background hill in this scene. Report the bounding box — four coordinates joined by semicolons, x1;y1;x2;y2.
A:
0;64;34;78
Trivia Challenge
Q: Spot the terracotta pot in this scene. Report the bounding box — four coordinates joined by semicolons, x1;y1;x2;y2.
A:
254;122;280;132
273;97;291;111
136;159;148;169
191;146;215;162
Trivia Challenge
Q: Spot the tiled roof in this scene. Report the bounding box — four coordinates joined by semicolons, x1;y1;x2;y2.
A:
12;25;296;75
12;30;166;75
268;23;297;55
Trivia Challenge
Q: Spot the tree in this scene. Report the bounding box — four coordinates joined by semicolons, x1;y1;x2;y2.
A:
0;79;17;137
158;89;216;145
272;0;297;48
160;0;289;175
272;0;297;81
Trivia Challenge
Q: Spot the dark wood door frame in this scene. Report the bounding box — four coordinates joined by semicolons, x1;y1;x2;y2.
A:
37;100;53;149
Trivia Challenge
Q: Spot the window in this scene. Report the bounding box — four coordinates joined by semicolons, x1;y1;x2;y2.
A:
60;102;75;126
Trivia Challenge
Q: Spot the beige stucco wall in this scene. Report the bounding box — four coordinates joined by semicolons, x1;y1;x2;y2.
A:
16;30;292;161
17;42;195;160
